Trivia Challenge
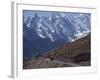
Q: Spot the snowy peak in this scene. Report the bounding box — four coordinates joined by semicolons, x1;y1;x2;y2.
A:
24;12;91;42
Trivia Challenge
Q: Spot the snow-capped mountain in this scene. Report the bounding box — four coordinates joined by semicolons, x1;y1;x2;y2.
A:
23;12;91;57
24;12;90;42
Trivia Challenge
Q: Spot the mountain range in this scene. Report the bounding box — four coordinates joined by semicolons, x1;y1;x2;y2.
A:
23;12;91;58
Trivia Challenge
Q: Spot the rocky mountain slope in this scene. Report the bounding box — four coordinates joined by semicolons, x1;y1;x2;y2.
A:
23;34;91;69
44;34;91;64
23;11;91;58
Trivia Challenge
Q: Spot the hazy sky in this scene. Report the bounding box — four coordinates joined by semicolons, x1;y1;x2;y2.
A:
23;10;91;18
23;10;53;17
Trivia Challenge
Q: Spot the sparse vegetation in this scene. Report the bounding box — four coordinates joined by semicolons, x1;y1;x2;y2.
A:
45;34;90;61
23;34;91;69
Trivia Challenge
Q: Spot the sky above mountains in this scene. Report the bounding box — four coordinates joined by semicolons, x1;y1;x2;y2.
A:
23;10;91;18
